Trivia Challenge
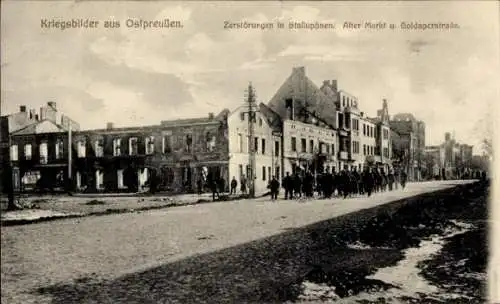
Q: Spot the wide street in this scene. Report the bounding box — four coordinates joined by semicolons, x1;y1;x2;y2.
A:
1;180;475;303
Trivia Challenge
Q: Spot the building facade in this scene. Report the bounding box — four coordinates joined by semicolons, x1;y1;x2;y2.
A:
423;133;474;180
227;103;281;195
390;113;426;181
8;110;231;194
267;66;393;175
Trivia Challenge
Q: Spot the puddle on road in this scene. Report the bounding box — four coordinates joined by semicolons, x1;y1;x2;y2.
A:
288;221;475;303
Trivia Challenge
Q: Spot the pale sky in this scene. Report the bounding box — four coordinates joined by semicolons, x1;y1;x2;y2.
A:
1;1;498;154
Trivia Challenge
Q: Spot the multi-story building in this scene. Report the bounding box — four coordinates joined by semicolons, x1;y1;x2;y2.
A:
2;103;79;193
8;110;231;194
390;113;426;181
267;66;392;174
423;132;474;180
227;102;282;194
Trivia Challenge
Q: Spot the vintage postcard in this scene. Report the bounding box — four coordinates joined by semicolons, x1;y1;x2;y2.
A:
1;1;498;303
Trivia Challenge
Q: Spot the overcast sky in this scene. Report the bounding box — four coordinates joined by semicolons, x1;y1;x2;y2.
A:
1;1;498;153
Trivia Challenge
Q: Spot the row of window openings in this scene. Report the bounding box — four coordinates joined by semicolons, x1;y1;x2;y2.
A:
290;137;335;155
237;135;280;156
237;164;280;182
10;142;62;162
10;135;218;160
240;112;264;127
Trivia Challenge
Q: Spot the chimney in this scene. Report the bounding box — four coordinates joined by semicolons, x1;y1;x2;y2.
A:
323;80;331;87
19;105;26;112
292;66;305;75
360;112;364;117
208;112;214;120
47;101;57;110
445;132;451;141
331;80;338;91
106;122;114;130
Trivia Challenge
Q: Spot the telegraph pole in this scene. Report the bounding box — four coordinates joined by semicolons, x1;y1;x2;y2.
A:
243;82;258;198
67;123;72;193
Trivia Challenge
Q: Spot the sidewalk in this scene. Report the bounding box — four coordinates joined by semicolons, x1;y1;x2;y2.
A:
0;192;250;225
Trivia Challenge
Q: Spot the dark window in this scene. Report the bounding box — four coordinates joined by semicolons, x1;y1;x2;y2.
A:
262;166;266;181
309;139;314;153
261;138;266;154
291;137;297;152
301;138;306;152
275;140;280;156
254;137;259;153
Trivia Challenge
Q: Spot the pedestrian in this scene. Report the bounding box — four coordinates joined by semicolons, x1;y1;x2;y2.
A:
388;170;395;191
283;171;293;200
322;168;334;199
400;170;407;189
230;176;238;195
210;177;219;201
240;175;247;194
197;177;203;195
362;167;374;197
218;176;225;195
270;176;280;200
294;171;302;199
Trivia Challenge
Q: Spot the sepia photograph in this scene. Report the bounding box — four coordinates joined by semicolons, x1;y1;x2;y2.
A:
1;1;498;303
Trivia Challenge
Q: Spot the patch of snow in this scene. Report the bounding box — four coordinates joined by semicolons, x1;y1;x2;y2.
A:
1;209;80;221
296;281;340;302
303;221;476;303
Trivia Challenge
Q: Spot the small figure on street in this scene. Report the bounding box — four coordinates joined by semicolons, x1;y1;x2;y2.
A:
362;167;374;197
269;176;280;200
230;176;238;195
293;171;302;199
322;168;334;199
210;177;219;201
197;177;203;195
283;172;293;200
218;176;226;195
400;170;407;189
388;170;395;191
240;175;247;194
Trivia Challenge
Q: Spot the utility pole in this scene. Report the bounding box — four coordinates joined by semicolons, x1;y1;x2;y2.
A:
243;82;258;198
67;123;72;193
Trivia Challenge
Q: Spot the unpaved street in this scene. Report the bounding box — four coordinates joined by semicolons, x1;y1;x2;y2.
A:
1;180;475;303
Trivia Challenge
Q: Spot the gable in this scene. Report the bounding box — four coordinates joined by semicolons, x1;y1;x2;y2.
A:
11;120;64;135
267;67;338;128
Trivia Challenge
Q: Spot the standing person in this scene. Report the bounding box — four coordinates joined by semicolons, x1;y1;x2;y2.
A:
269;176;280;200
197;177;203;195
230;176;238;195
304;171;314;198
283;171;293;200
388;170;395;191
352;167;361;196
362;167;374;197
294;171;302;199
210;177;219;201
331;168;338;197
240;175;247;194
322;168;333;199
400;170;407;189
218;176;226;195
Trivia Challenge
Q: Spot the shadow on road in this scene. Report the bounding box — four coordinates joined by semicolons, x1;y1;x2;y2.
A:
35;181;488;304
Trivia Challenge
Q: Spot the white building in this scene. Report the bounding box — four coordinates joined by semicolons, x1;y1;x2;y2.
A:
282;119;338;174
227;103;282;195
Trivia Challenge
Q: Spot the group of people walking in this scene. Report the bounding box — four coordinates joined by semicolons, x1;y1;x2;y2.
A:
201;166;409;202
279;166;408;200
